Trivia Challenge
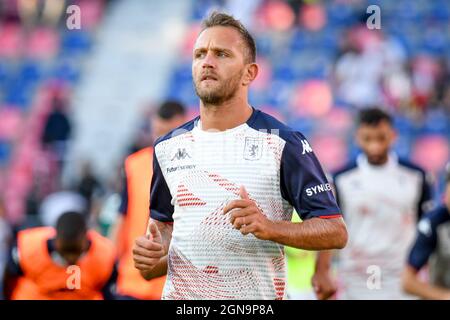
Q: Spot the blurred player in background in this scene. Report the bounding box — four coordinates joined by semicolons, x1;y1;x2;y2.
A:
114;101;186;300
402;164;450;299
3;211;117;300
314;108;433;300
133;11;347;300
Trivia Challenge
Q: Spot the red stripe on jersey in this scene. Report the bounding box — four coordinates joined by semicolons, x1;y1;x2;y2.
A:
318;214;342;219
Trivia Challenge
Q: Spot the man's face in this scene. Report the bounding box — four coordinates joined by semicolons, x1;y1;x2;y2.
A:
356;120;396;165
192;26;249;105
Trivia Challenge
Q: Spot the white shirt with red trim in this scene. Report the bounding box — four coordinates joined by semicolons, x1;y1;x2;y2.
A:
150;109;341;300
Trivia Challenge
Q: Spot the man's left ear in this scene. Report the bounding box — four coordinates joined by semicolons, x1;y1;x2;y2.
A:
243;63;259;86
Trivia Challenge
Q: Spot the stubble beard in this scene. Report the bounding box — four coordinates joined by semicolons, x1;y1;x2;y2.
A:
194;70;243;106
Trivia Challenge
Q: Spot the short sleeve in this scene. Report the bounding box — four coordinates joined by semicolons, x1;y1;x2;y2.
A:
280;132;342;221
149;148;174;222
407;216;437;270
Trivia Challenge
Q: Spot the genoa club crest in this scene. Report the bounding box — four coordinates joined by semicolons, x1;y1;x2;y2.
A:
243;137;263;161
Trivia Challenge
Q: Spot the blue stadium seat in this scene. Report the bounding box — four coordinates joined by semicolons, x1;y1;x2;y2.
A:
61;30;92;55
421;110;449;135
19;61;43;84
0;139;11;166
53;59;80;83
4;80;33;108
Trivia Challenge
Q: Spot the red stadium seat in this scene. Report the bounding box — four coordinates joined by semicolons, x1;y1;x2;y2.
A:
257;0;295;32
77;0;106;30
290;80;333;118
299;3;327;31
311;134;348;172
0;22;23;58
0;107;23;140
26;27;60;60
412;135;450;174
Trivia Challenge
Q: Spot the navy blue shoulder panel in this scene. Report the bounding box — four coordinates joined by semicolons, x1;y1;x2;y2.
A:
246;108;293;133
247;109;341;220
246;108;312;146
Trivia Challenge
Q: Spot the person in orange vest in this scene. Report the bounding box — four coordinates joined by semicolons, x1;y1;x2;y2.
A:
114;100;186;300
3;211;117;300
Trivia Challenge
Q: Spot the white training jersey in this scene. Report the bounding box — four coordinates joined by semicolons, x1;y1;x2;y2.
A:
333;153;431;299
150;108;341;300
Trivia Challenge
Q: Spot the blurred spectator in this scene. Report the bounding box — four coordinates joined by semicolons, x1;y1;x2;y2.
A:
334;25;408;109
41;96;72;171
3;211;117;300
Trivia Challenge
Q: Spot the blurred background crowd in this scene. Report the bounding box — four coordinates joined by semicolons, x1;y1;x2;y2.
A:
0;0;449;299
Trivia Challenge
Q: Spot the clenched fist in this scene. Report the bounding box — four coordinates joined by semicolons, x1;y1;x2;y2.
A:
133;222;166;276
223;185;275;240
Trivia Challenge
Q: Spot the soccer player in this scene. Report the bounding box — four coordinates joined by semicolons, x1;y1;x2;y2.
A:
3;211;117;300
402;164;450;299
114;101;186;300
313;108;433;300
132;12;348;300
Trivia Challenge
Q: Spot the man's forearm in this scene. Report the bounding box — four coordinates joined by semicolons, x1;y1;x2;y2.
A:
316;250;333;271
270;217;347;250
402;265;450;300
140;256;168;280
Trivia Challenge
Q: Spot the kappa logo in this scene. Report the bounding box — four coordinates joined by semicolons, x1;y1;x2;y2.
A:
301;139;313;155
171;148;191;161
244;137;263;160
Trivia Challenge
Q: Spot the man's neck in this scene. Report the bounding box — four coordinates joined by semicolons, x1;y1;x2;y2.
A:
199;95;253;131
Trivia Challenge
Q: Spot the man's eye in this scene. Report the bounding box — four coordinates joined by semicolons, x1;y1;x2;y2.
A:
195;52;205;58
217;51;227;57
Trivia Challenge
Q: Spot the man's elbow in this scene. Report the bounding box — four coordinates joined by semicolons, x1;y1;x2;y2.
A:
330;219;348;249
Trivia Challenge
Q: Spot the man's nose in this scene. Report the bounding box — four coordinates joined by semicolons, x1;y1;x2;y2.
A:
368;142;382;154
202;51;216;69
